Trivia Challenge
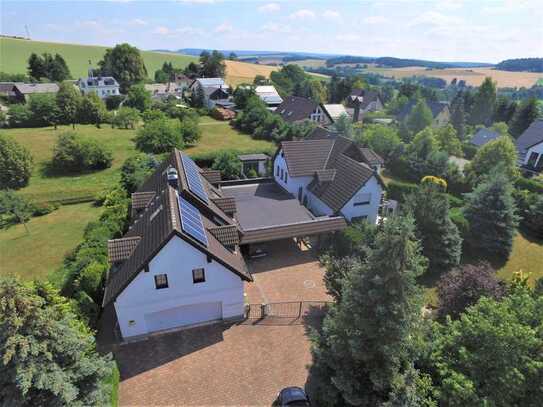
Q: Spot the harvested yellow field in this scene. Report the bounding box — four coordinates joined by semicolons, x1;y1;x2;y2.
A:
364;66;543;88
224;60;278;86
292;59;327;68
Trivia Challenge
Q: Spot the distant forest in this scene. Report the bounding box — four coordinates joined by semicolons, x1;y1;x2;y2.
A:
325;56;493;69
495;58;543;73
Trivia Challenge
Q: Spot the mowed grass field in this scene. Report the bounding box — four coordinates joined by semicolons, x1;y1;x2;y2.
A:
1;118;274;203
362;65;543;88
0;37;281;85
0;202;102;280
0;37;197;79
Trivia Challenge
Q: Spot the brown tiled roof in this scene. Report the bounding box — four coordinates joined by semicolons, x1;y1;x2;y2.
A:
309;154;374;213
107;237;141;264
201;169;222;184
360;148;384;166
280;139;335;177
240;216;347;244
131;191;156;211
211;196;237;214
275;96;318;123
315;169;336;183
208;225;240;246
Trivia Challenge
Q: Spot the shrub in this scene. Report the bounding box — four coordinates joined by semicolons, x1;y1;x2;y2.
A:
134;118;184;153
111;106;140;129
124;83;152;112
515;176;543;194
449;207;469;239
211;151;242;180
386;180;418;202
421;175;447;191
105;94;124;110
120;153;157;193
462;142;478;159
179;116;201;145
0;134;33;189
141;108;167;123
31;202;59;217
51;132;112;172
76;261;107;303
7;104;32;128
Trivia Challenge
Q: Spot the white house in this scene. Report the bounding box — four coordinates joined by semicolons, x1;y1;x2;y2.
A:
189;77;231;108
273;135;385;224
104;152;251;339
78;68;120;99
516;119;543;173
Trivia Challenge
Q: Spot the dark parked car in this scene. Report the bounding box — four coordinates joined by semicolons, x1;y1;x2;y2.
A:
274;387;311;406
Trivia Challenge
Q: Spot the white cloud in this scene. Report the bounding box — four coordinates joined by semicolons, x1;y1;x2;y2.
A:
322;10;341;19
261;22;292;34
363;15;388;24
258;3;280;13
289;9;315;20
336;34;360;42
215;22;233;33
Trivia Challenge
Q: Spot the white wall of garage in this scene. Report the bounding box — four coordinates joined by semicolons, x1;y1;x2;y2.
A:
115;235;245;338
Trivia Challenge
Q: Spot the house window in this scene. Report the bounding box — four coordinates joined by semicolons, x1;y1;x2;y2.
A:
280;168;284;180
285;172;288;183
192;268;205;283
352;215;368;223
276;166;279;176
298;186;303;202
527;152;539;167
154;274;169;289
354;193;371;206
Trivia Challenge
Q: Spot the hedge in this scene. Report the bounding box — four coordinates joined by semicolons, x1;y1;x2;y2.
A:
386;180;418;202
516;176;543;194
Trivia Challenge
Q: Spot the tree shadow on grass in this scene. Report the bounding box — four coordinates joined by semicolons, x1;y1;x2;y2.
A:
38;160;100;179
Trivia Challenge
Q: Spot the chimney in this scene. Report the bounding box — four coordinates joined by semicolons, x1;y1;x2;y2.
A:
353;99;361;123
167;167;179;189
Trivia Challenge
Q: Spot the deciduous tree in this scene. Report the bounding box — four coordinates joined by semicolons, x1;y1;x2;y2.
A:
407;100;433;135
0;135;33;189
98;43;148;93
56;81;81;129
509;97;540;138
465;136;519;184
211;151;242;180
469;77;496;125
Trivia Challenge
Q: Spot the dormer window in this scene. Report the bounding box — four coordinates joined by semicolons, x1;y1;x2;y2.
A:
154;274;169;289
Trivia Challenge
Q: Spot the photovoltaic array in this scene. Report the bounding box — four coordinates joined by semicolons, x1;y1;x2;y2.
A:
180;153;209;203
178;196;209;246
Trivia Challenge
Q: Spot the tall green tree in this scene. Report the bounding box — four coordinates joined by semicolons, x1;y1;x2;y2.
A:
464;169;519;257
435;125;463;157
407;100;433;135
27;52;71;81
0;278;113;405
134;117;184;153
28;93;61;128
56;81;81;129
78;93;107;128
27;53;47;80
469;77;497;125
509;97;540;138
98;43;148;93
449;92;466;140
199;50;226;78
310;216;428;406
427;287;543;406
405;184;462;271
494;96;517;124
0;191;33;233
211;151;242;180
0;135;33;189
124;84;152;112
465;136;519;184
333;113;354;138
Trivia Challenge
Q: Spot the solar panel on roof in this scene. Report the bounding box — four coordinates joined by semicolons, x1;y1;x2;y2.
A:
179;196;208;246
180;153;209;204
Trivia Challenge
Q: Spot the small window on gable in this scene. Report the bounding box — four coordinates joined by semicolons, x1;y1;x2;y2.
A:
285;172;288;183
276;165;279;176
193;268;205;283
154;274;168;289
354;192;371;206
281;168;284;180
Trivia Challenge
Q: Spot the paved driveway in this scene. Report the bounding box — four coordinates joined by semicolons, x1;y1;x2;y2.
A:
115;239;329;406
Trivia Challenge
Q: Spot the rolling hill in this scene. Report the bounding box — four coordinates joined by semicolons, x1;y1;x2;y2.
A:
0;37;197;78
0;37;281;85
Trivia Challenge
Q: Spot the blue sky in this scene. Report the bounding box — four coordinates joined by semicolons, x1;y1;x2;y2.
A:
2;0;542;63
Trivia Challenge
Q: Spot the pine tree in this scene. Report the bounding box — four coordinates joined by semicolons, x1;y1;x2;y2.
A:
310;216;428;406
469;77;497;125
407;100;433;135
509;98;540;138
494;96;517;124
464;169;519;258
450;92;466;140
405;184;462;271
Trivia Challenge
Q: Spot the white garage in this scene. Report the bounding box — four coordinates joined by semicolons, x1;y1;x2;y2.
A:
144;302;222;333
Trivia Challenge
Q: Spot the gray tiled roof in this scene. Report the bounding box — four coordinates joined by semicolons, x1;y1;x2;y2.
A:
13;83;59;94
280;139;335;177
397;99;449;121
275;96;319;123
516;119;543;153
471;128;500;147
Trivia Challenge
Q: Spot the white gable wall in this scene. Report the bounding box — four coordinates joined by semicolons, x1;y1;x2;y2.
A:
273;149;313;198
114;235;244;338
523;141;543;167
340;176;382;224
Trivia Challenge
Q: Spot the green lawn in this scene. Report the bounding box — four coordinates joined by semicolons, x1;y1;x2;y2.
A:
0;37;197;78
1;118;274;203
0;202;102;280
1;124;137;203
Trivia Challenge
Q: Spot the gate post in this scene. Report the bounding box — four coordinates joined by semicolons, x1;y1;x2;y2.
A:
261;303;267;318
298;301;303;318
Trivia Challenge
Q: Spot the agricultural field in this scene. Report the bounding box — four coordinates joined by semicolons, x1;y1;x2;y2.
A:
291;59;327;68
2;118;274;203
224;60;278;86
361;65;543;88
0;37;197;78
0;37;281;85
0;202;102;280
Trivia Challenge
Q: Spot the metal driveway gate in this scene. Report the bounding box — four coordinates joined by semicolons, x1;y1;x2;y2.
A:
246;301;331;319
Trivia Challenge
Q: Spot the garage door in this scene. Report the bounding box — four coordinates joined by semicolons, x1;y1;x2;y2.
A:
144;302;222;333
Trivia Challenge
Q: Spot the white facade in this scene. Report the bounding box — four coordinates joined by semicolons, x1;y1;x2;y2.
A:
114;235;244;338
78;76;120;99
273;149;383;223
523;141;543;168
